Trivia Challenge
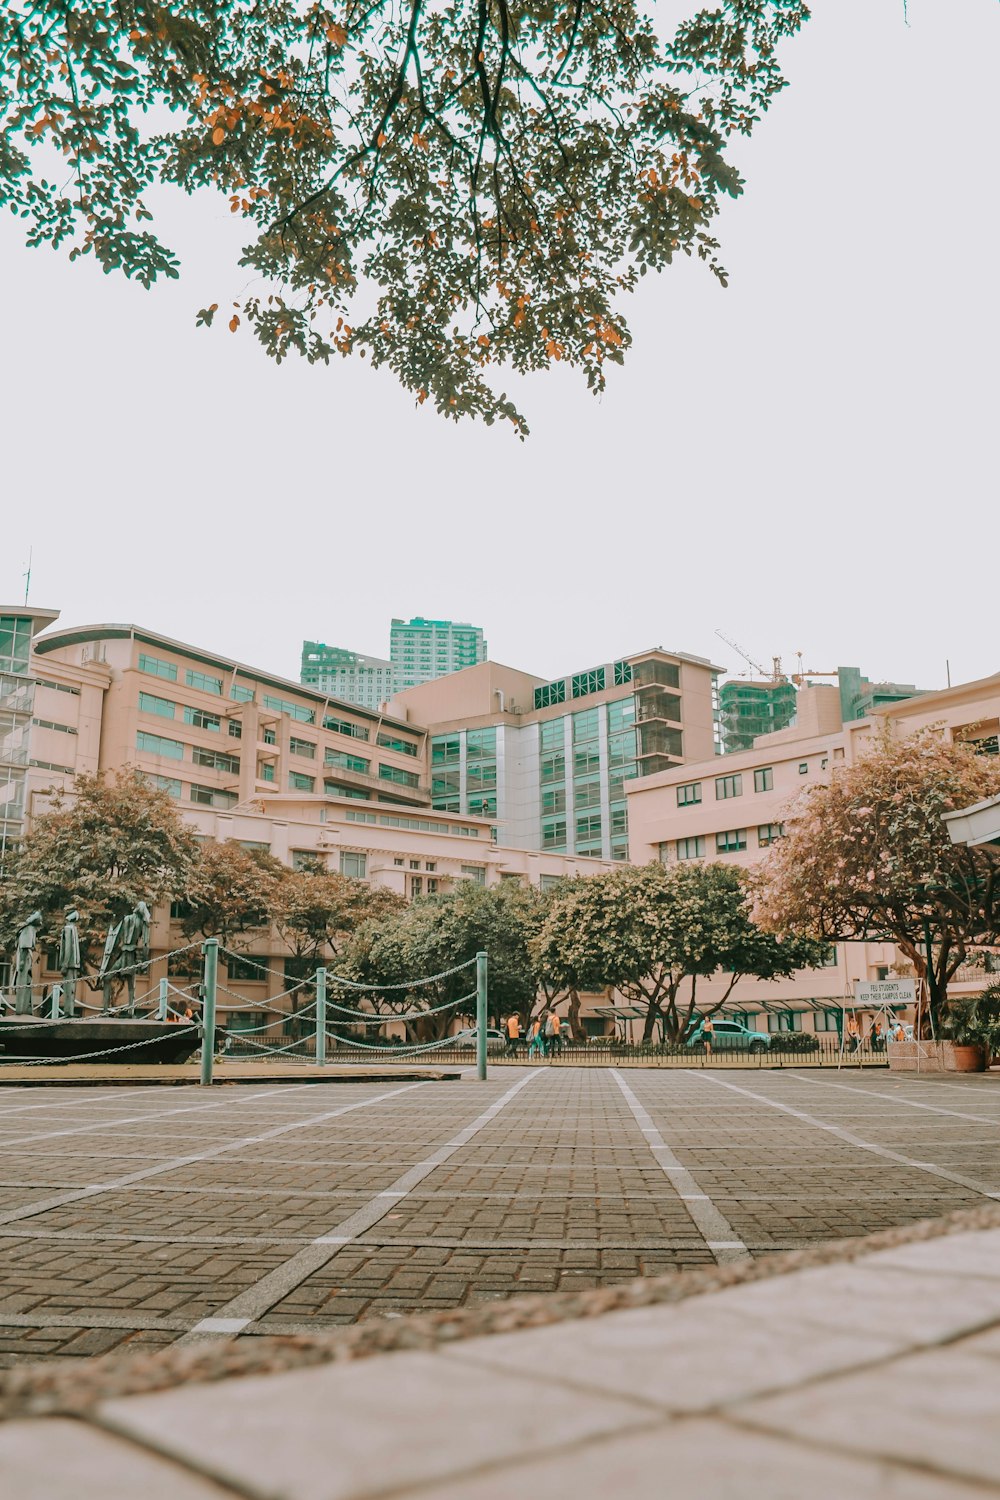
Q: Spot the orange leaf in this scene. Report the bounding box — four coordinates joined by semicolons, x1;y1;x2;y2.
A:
212;126;226;145
229;314;240;332
326;23;347;47
377;131;387;147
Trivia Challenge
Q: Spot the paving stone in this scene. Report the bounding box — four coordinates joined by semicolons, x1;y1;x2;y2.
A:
0;1417;239;1499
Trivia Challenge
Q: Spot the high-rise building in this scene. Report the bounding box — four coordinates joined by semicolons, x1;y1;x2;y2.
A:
390;618;486;690
718;678;798;754
390;649;722;863
299;643;395;711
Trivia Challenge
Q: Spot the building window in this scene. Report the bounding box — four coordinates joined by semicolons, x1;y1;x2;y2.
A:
534;679;567;710
575;812;602;847
136;731;184;760
613;660;633;686
716;774;743;800
225;955;267;983
541;818;567;851
239;840;271;854
426;877;439;894
138;691;176;719
541;787;566;816
571;667;606;699
607;698;636;735
324;781;370;800
190;784;238;808
378;732;419;757
290;737;316;759
262;694;315;724
431;735;461;765
193;747;240;774
138;653;177;683
340;851;367;879
468;794;497;816
324;714;369;740
540;752;566;785
460;864;487;885
288;771;316;792
183;706;221;732
757;823;785;847
754;767;774;793
230;683;255;703
677;782;701;807
326;750;370;774
393;856;404;866
573;707;600;743
151;775;182;798
716;829;747;853
379;764;420;788
410;875;423;896
260;762;275;783
819;944;838;967
262;728;276;745
228;720;243;739
409;859;421;869
799;762;809;775
185;669;223;696
677;836;705;860
815;1010;842;1032
767;1011;802;1034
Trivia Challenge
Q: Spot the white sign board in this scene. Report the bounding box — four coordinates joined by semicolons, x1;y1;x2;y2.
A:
853;979;917;1007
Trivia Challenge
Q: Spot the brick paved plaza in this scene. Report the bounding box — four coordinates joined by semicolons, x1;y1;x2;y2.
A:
0;1067;998;1366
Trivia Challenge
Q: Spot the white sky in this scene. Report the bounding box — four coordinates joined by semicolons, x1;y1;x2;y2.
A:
2;0;997;693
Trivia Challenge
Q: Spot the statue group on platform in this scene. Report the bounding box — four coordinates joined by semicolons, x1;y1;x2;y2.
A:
5;900;152;1018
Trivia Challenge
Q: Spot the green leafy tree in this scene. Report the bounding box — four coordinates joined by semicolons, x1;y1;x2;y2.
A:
752;724;1000;1027
338;877;543;1037
273;867;404;965
0;768;199;964
537;861;825;1043
1;1;807;432
179;840;286;950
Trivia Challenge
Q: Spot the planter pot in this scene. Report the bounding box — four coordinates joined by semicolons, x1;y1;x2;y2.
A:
887;1040;987;1073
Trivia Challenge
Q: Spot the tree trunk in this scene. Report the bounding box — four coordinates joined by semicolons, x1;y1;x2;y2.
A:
567;990;586;1043
642;998;661;1044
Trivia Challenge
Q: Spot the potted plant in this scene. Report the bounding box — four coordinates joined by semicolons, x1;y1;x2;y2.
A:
937;985;1000;1070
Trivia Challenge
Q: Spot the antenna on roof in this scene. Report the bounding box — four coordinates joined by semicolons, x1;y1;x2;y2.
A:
22;547;32;607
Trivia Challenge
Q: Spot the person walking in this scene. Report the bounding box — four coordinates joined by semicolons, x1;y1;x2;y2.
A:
504;1013;521;1056
701;1015;714;1056
846;1013;860;1053
527;1016;543;1060
549;1009;563;1059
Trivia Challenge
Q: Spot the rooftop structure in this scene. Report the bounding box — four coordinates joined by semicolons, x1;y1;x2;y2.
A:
390;617;486;690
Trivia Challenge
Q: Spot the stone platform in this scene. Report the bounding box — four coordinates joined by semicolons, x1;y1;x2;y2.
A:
3;1206;1000;1498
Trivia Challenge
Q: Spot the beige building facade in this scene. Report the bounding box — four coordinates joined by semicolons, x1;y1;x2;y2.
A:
626;674;1000;1033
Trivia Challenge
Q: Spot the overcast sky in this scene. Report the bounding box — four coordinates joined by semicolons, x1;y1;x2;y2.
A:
3;0;997;694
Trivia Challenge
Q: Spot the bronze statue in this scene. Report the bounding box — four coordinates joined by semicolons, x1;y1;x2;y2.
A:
99;901;152;1013
57;909;81;1018
14;910;43;1016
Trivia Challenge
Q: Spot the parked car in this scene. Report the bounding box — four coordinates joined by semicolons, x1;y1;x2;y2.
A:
686;1020;770;1053
454;1027;506;1054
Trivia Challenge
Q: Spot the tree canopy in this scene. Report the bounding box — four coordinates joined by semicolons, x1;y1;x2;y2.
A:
0;768;199;962
1;1;808;433
537;860;826;1042
752;725;1000;1023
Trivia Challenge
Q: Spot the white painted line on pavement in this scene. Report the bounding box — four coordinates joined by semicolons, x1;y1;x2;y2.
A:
176;1069;544;1343
691;1072;1000;1202
791;1072;1000;1128
611;1070;750;1265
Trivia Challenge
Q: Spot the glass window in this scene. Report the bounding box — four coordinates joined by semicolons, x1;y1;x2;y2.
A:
262;694;315;724
575;812;602;842
799;762;809;774
230;683;255;703
573;707;600;743
716;829;748;853
757;822;785;847
541;787;566;815
324;781;370;800
573;746;601;779
539;718;565;751
185;669;223;695
466;760;497;792
754;767;774;793
192;747;239;774
379;764;420;787
190;784;238;808
228;720;243;740
607;698;636;735
609;803;628;836
541;817;567;851
466;727;497;757
324;714;369;740
574;775;601;809
767;1011;802;1033
426;878;439;894
138;691;175;719
571;667;606;699
815;1010;842;1032
138;653;177;683
431;735;461;765
325;749;370;774
613;660;633;686
290;737;316;759
677;836;705;860
151;775;182;798
0;616;32;674
377;732;419;757
136;731;184;760
340;850;367;879
183;706;220;732
540;751;566;784
410;875;423;896
608;729;636;767
716;774;743;800
609;765;637;800
460;864;487;885
288;771;316;792
260;762;275;783
467;793;497;817
225;955;267;983
534;680;567;710
677;782;702;807
819;944;838;967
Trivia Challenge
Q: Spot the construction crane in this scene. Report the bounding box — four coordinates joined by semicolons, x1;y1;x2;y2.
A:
791;652;839;687
714;631;786;683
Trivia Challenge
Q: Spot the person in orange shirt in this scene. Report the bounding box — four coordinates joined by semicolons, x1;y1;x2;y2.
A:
504;1013;521;1055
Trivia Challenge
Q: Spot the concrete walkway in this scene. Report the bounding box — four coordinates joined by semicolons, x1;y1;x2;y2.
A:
3;1210;1000;1497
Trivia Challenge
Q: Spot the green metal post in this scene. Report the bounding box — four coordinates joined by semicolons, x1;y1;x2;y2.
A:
476;950;488;1081
200;938;218;1087
50;983;61;1020
158;978;169;1021
315;967;327;1068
